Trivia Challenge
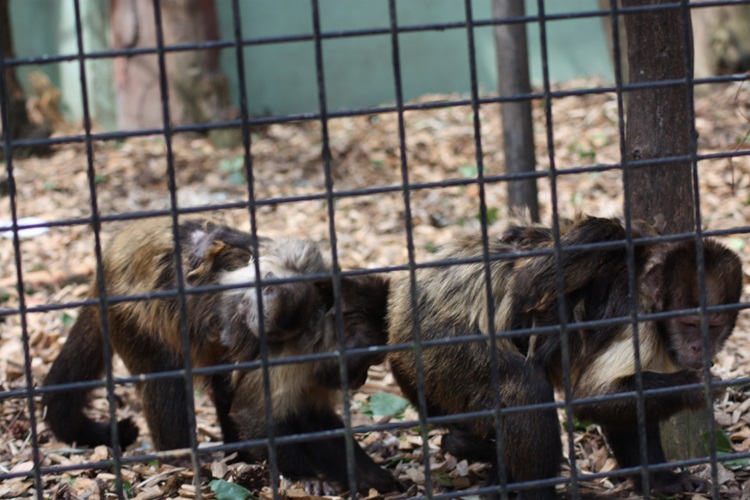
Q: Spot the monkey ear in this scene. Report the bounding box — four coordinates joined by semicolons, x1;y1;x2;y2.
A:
261;272;277;294
630;218;660;239
339;274;391;309
643;263;665;310
265;271;276;279
375;274;390;298
187;227;228;279
362;274;390;309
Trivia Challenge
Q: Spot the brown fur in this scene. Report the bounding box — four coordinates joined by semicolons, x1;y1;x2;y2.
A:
387;215;742;499
43;216;256;450
43;217;399;493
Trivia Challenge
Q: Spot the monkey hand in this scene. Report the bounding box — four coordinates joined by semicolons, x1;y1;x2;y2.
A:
347;358;370;390
665;370;725;408
707;373;726;400
650;470;708;496
687;371;725;400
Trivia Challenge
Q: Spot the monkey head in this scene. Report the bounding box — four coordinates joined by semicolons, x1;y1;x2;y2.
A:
216;240;391;389
644;238;742;370
218;239;330;359
338;274;390;389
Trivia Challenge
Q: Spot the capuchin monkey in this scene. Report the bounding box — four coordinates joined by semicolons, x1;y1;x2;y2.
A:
387;215;742;499
43;217;399;494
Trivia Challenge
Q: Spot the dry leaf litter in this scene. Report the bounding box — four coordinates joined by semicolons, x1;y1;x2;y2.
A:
1;79;749;499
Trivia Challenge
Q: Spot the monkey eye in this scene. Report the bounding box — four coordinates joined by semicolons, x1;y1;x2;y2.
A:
677;317;699;328
678;316;727;335
343;310;367;321
708;315;729;328
708;321;727;336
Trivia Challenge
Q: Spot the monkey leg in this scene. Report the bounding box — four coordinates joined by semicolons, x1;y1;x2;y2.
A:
139;374;193;450
229;408;349;492
577;372;707;425
43;306;139;448
116;330;193;451
211;372;239;445
442;426;497;463
449;356;559;500
278;409;401;494
576;373;712;494
600;421;707;494
492;363;560;500
601;421;666;481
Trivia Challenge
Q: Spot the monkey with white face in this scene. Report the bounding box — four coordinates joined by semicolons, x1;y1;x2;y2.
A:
43;217;399;494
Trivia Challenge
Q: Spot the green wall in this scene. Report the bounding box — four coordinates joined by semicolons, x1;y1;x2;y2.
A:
217;0;612;115
8;0;612;127
9;0;115;129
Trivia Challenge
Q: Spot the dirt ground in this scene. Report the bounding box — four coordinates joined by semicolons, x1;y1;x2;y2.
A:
1;79;750;499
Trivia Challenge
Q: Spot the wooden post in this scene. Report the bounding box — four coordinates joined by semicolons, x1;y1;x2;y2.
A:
622;0;704;460
493;0;539;221
691;0;750;77
111;0;236;144
0;0;30;141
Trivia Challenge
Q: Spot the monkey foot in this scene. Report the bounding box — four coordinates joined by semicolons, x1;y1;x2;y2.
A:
117;417;139;449
300;479;337;496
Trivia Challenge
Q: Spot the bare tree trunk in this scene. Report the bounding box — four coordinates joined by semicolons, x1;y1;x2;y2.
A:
111;0;235;139
0;0;30;141
692;0;750;77
622;0;704;460
605;0;750;79
494;0;538;221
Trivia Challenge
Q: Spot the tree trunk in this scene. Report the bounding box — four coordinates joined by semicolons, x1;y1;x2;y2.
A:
691;0;750;77
605;0;750;79
111;0;236;142
494;0;538;222
0;0;30;141
622;0;704;461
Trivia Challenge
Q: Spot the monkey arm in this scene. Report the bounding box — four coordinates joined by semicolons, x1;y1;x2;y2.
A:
314;275;390;390
312;326;387;391
315;342;385;389
574;370;712;425
591;370;717;496
313;351;380;390
600;420;708;496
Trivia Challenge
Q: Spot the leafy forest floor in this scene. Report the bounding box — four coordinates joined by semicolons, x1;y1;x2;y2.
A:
1;79;750;499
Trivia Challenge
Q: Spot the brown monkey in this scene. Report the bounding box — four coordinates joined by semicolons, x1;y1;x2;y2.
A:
387;216;742;499
43;217;399;494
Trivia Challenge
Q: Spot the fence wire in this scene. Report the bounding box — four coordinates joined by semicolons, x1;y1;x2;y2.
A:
1;1;750;499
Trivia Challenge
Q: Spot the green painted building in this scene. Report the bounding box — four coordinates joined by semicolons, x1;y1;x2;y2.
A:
8;0;611;130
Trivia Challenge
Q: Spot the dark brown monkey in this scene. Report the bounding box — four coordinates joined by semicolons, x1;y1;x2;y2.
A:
43;217;399;494
387;216;742;499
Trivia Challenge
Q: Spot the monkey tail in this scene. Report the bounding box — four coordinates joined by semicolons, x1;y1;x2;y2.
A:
42;306;139;448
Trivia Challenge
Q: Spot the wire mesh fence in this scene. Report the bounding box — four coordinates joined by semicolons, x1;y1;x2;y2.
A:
1;1;750;499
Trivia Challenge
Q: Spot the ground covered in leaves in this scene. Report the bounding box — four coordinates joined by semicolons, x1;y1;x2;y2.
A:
1;79;750;499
